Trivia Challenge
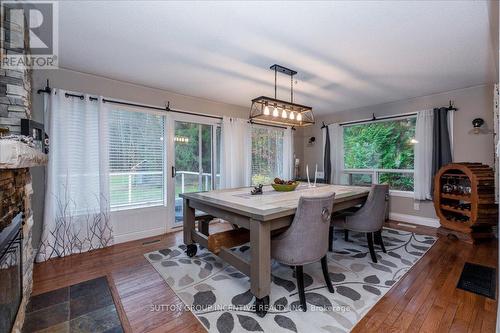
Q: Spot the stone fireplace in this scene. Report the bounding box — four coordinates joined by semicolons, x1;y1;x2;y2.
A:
1;1;46;332
0;212;23;333
0;145;47;333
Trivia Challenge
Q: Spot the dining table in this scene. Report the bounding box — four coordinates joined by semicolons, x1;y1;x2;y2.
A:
180;183;370;316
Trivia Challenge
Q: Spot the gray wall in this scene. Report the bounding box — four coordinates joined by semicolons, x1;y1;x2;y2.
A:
32;68;249;118
30;69;495;226
30;68;251;247
298;84;495;220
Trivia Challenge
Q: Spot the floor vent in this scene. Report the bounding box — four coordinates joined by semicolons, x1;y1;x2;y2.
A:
457;262;496;299
142;239;161;245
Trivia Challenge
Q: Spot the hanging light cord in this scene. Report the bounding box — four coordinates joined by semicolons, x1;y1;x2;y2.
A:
274;67;277;99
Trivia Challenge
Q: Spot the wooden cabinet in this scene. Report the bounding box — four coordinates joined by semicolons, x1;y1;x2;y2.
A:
433;163;498;243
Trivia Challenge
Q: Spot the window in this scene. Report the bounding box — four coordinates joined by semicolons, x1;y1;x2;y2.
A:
251;126;285;185
108;109;165;209
342;116;416;191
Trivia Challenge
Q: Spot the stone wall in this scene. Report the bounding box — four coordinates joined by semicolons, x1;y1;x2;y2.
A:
0;0;33;133
0;169;27;229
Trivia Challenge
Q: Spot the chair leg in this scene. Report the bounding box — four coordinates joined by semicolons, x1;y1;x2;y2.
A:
295;266;307;312
328;225;334;252
344;229;349;242
321;256;335;293
366;232;377;263
375;230;386;253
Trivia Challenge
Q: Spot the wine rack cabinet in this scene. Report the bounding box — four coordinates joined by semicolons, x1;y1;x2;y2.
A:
433;163;497;243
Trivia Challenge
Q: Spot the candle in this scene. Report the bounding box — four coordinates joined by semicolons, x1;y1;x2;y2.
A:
314;164;318;187
306;165;311;187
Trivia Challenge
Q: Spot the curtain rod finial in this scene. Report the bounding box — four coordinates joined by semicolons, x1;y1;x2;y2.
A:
37;79;52;94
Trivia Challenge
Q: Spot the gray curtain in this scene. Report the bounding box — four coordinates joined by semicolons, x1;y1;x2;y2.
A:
431;107;452;192
323;126;332;184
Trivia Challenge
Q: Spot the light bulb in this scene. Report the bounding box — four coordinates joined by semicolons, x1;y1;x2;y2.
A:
263;105;270;116
281;109;287;118
272;106;279;117
289;112;295;120
297;113;302;121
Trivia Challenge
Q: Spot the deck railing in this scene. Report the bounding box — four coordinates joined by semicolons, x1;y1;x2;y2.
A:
110;170;220;206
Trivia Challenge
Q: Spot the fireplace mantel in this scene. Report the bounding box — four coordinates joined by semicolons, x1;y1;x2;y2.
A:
0;140;48;169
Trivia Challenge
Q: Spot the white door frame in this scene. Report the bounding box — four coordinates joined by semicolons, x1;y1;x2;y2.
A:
165;112;221;231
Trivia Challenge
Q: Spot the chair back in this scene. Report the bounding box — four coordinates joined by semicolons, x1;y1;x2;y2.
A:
346;184;389;232
271;193;335;265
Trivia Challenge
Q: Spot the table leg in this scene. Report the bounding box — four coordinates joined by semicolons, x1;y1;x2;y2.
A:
250;219;271;317
198;218;210;236
183;199;196;257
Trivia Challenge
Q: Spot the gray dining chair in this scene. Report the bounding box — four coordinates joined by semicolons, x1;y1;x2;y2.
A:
329;184;389;263
271;193;335;312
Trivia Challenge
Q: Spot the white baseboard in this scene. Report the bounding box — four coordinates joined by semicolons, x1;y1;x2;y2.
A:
389;212;439;228
113;227;166;244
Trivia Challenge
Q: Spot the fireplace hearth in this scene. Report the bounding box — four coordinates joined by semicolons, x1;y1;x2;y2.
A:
0;213;23;333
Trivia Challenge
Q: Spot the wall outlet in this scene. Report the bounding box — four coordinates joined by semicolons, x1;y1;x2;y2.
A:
413;201;420;210
316;171;324;178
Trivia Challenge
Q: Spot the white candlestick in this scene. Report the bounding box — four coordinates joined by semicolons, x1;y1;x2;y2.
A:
314;164;318;187
306;165;311;187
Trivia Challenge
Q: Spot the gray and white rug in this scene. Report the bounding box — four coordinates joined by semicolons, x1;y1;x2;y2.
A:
145;228;436;333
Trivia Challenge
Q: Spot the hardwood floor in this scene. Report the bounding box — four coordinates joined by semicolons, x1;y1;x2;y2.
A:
32;221;498;333
352;221;498;333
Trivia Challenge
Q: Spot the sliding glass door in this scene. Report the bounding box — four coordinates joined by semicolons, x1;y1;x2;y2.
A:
103;106;220;231
169;115;220;227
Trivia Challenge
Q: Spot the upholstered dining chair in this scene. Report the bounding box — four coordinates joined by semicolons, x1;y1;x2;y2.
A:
271;193;335;312
329;184;389;263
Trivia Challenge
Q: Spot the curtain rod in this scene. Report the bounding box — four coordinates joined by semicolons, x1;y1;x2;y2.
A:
37;81;223;121
339;112;417;127
321;101;458;128
38;82;295;130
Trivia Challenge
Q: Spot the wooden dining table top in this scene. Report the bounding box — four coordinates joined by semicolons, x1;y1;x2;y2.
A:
180;183;370;221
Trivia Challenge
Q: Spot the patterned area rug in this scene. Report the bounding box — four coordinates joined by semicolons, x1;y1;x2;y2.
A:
145;228;436;333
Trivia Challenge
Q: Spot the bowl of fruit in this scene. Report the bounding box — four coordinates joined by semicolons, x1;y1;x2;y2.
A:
271;178;299;192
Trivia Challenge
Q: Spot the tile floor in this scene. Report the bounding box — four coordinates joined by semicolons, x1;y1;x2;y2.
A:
23;276;123;333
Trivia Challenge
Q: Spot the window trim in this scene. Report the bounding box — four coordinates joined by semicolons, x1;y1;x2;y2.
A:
342;114;417;193
341;169;415;195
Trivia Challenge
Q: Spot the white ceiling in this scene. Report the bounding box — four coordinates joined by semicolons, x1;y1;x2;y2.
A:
57;1;497;115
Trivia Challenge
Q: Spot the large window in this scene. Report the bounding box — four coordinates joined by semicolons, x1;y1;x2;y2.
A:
343;116;416;191
251;126;285;185
108;109;165;209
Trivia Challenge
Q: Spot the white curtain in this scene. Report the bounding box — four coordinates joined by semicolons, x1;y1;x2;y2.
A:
282;127;294;180
220;117;251;188
328;123;343;184
414;109;434;200
37;89;113;262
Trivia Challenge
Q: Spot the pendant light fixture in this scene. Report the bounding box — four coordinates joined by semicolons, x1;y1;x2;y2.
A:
249;64;314;127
